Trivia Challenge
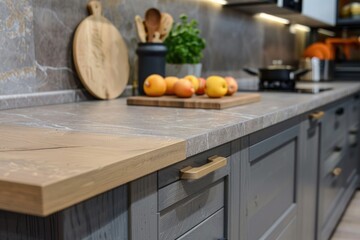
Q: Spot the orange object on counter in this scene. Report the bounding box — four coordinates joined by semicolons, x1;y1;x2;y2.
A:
325;37;360;60
303;42;332;60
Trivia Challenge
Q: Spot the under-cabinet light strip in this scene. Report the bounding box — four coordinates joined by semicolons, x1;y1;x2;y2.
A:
210;0;228;4
317;28;335;37
291;24;310;32
256;13;290;25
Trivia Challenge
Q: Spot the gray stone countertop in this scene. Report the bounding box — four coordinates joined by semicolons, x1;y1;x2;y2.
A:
1;81;360;158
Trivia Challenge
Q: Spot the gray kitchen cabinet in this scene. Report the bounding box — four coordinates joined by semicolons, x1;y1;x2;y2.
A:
297;112;321;240
1;93;359;240
237;118;301;240
344;94;359;188
317;95;360;240
130;143;233;240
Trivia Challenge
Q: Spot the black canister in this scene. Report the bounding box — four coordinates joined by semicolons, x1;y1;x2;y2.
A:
136;43;167;95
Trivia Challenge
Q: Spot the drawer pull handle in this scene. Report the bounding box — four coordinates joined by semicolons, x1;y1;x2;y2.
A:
332;168;342;177
335;108;344;116
309;111;325;120
349;133;358;147
350;129;359;134
334;146;342;152
180;155;227;180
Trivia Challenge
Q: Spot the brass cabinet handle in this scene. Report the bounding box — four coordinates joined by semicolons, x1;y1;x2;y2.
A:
349;133;358;147
309;111;325;120
332;168;342;177
180;155;227;180
349;129;359;134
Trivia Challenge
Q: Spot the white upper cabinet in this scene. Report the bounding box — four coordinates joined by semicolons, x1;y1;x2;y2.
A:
302;0;337;26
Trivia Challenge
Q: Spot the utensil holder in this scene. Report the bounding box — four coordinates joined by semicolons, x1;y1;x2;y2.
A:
136;43;167;95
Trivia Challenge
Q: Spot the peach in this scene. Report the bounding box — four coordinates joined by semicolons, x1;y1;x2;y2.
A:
164;76;179;95
196;77;206;95
184;75;199;92
174;78;195;98
143;74;166;97
225;76;238;96
205;76;228;98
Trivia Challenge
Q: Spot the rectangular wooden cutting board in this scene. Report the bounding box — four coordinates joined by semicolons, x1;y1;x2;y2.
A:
127;93;261;110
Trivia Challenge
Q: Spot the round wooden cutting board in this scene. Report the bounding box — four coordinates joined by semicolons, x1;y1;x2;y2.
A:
73;0;129;100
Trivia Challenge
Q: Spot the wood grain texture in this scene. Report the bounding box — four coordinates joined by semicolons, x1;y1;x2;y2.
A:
73;0;129;100
61;184;128;240
0;210;60;240
331;191;360;240
0;184;128;240
0;125;185;216
130;173;158;240
127;93;261;110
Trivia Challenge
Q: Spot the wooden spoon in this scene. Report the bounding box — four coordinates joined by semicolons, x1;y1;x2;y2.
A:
145;8;161;42
152;32;162;43
159;13;174;41
134;15;146;43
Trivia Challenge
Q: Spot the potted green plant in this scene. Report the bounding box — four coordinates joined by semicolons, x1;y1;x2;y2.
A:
164;14;206;77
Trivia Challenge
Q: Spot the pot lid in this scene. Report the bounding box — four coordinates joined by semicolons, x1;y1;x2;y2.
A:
266;60;294;70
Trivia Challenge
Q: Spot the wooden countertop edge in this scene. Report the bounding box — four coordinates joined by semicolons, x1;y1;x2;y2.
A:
0;140;186;216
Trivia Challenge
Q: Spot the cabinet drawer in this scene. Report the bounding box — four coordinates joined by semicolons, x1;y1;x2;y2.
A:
177;208;225;240
276;216;297;240
158;143;230;188
349;93;360;127
159;180;225;240
320;157;345;228
158;154;230;211
344;131;360;186
321;102;347;160
248;126;298;240
322;137;346;177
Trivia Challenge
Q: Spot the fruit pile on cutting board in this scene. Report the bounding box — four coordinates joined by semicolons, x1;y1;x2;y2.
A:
127;74;260;110
143;74;238;98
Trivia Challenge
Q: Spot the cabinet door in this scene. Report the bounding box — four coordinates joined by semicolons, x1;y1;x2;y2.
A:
302;0;337;25
345;94;360;187
317;97;359;240
247;125;300;240
297;115;321;240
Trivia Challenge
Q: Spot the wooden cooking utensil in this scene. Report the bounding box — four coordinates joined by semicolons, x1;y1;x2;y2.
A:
145;8;161;42
152;32;162;43
134;15;147;43
159;12;173;41
73;0;129;100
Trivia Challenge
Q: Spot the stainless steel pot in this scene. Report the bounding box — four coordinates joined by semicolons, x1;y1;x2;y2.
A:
299;58;334;82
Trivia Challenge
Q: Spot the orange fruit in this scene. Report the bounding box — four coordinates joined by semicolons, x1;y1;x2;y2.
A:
143;74;166;97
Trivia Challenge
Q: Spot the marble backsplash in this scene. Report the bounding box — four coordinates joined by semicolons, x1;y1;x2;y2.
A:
0;0;304;109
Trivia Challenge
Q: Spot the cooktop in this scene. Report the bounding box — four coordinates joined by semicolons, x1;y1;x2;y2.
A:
258;79;333;94
260;87;333;94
